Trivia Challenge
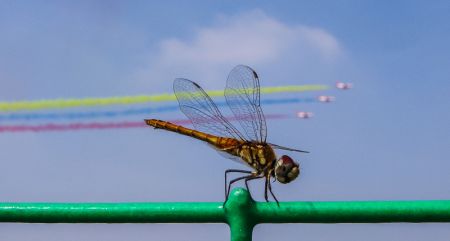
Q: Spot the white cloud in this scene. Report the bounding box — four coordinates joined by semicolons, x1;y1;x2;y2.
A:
136;10;346;92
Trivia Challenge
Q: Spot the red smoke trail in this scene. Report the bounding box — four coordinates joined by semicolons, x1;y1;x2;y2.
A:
0;121;186;133
0;122;144;132
0;114;287;133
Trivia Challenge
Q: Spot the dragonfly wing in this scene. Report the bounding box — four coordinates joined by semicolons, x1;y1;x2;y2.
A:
173;78;245;140
207;143;250;167
268;143;309;153
224;65;267;143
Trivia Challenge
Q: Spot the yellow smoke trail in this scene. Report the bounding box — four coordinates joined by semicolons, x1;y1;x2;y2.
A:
0;85;328;112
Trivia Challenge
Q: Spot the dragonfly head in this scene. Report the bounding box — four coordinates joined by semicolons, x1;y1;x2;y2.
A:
274;155;300;184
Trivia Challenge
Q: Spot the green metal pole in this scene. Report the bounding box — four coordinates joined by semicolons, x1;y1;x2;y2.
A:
1;188;450;241
253;199;450;223
225;188;256;241
0;202;225;223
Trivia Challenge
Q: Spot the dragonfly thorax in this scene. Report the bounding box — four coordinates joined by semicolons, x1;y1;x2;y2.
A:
237;143;276;173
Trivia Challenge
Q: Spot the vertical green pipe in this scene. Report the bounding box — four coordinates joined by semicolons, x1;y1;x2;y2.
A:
224;188;256;241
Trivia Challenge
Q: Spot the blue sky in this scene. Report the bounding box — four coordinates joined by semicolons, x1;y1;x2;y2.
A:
1;1;450;240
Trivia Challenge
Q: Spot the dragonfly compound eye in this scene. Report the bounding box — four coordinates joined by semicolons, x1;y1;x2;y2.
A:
274;155;300;184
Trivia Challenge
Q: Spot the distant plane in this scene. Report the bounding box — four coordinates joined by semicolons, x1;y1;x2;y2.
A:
336;81;353;90
296;111;313;119
318;95;335;103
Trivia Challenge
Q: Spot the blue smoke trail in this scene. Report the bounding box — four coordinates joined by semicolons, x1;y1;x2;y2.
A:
0;98;316;122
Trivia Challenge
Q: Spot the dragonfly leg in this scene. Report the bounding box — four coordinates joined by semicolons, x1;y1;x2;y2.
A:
267;175;280;206
264;177;269;202
227;174;254;198
224;172;256;206
224;169;252;203
244;175;264;200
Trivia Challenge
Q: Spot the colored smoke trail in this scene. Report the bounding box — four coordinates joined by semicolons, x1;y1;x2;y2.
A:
0;85;328;112
0;98;316;122
0;114;288;133
0;121;150;132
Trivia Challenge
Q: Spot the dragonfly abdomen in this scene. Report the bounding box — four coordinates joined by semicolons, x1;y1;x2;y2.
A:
145;119;239;148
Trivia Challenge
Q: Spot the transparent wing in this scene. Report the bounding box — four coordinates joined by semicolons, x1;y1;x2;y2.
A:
173;78;245;140
208;144;250;167
225;65;267;143
268;143;309;153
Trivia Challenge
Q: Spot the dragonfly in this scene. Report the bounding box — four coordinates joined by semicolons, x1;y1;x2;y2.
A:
145;65;308;204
